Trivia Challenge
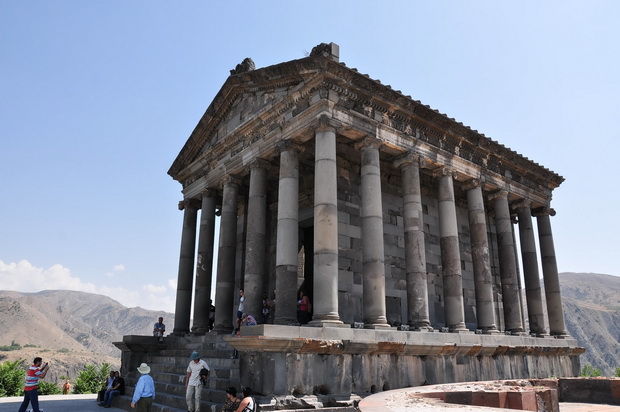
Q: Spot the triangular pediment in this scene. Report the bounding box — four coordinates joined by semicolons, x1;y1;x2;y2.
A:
168;57;327;180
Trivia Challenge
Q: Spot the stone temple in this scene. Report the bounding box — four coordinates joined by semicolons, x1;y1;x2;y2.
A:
117;43;583;409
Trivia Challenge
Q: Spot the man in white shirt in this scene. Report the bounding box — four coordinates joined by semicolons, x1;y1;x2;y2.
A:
185;351;210;412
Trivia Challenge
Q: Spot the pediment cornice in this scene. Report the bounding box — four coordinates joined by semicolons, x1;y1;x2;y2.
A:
169;53;564;195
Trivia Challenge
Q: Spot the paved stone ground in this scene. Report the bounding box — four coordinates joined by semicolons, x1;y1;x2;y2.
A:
0;394;124;412
359;386;620;412
0;393;618;412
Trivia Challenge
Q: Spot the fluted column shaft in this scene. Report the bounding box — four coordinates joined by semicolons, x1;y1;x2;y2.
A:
465;182;498;333
360;140;389;328
437;171;468;332
243;162;268;322
396;155;430;329
536;210;568;336
275;145;300;325
173;199;199;335
516;203;547;335
213;178;239;333
191;192;217;334
311;122;342;325
492;192;524;332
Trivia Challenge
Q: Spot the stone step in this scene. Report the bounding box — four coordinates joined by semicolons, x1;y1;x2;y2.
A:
115;393;219;412
117;333;242;411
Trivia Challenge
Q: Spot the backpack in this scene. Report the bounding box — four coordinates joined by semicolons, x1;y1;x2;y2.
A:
243;397;259;412
199;368;210;385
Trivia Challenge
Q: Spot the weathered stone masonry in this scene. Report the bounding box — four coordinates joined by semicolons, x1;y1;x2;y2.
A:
163;43;582;396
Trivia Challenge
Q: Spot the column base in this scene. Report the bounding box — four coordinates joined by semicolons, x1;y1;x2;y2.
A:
506;330;528;336
307;320;348;328
364;323;392;329
448;323;470;333
481;328;500;335
552;333;572;339
409;323;434;332
213;326;234;335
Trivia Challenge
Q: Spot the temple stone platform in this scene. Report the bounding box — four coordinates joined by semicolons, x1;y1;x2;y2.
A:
225;325;583;399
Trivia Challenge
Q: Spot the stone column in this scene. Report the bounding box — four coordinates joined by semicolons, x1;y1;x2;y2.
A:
490;191;524;333
275;142;301;325
535;208;568;337
191;190;217;334
437;170;468;332
464;180;498;333
243;160;268;322
213;176;240;333
310;117;342;325
173;199;199;335
358;138;389;328
516;201;547;336
394;154;430;330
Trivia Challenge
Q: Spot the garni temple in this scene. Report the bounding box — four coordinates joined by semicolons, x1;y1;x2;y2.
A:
116;43;583;411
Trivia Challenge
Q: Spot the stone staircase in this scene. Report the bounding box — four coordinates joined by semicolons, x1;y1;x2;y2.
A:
115;333;239;412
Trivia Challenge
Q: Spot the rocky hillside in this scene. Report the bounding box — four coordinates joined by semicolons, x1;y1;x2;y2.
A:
559;272;620;376
0;290;173;385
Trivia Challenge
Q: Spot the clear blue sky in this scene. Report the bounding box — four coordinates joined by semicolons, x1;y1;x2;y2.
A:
1;1;618;313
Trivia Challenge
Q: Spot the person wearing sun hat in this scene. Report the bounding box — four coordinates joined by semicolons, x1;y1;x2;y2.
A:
131;363;155;411
185;351;210;412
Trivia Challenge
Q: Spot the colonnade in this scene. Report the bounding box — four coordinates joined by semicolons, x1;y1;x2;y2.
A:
172;125;568;338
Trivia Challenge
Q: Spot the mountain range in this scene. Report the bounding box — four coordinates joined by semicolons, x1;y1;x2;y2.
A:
0;290;172;383
0;272;618;385
559;272;620;376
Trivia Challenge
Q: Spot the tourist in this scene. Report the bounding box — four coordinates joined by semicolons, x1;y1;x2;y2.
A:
209;299;216;331
98;370;115;404
17;357;50;412
100;370;125;408
261;292;274;324
235;387;257;412
131;363;155;411
185;351;210;412
62;379;71;395
297;290;310;325
241;313;257;326
153;316;166;342
234;289;245;335
221;387;240;412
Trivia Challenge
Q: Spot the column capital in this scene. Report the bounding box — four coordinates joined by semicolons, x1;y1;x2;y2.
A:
220;174;243;188
245;158;271;174
200;188;219;198
354;136;382;151
532;206;556;217
276;140;305;155
178;198;201;211
488;189;508;202
393;152;420;169
512;199;532;210
432;166;457;179
316;114;335;133
462;178;482;191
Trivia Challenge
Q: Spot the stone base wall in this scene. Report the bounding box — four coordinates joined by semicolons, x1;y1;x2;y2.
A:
225;325;583;398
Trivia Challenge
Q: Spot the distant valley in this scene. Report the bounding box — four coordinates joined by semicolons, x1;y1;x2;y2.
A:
0;290;173;384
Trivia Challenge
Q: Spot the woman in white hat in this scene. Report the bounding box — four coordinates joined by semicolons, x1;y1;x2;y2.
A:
131;363;155;411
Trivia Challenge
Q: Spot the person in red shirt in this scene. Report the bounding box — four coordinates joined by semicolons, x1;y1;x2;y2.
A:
18;357;50;412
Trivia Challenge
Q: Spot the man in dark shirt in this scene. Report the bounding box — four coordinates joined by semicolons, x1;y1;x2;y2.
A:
100;371;125;408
